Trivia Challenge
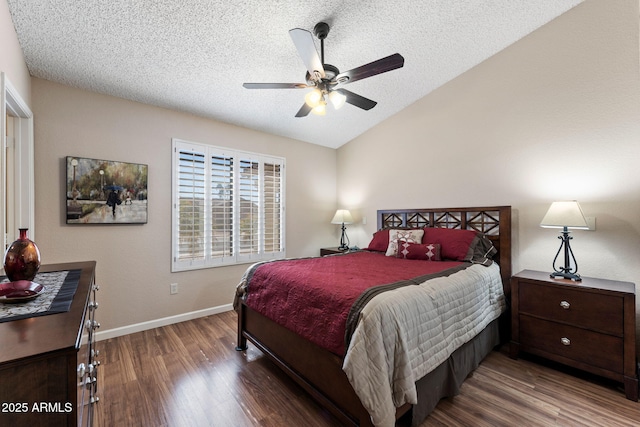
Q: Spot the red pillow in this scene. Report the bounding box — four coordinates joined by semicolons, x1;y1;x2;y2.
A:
422;228;477;261
365;229;390;252
395;240;441;261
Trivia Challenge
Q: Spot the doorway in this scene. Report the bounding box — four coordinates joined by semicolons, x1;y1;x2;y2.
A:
1;73;34;249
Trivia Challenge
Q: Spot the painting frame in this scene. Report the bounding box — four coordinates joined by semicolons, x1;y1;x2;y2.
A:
66;156;148;224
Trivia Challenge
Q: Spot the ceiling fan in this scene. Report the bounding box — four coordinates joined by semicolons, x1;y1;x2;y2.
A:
243;22;405;117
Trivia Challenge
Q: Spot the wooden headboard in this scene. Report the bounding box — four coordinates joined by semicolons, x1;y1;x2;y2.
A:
377;206;512;295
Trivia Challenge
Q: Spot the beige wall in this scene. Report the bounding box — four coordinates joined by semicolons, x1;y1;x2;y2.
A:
31;78;337;333
338;0;640;286
0;0;30;102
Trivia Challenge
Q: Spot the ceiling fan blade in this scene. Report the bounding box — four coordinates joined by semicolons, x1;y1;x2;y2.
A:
295;103;312;118
334;53;404;86
243;83;309;89
289;28;325;80
336;89;377;110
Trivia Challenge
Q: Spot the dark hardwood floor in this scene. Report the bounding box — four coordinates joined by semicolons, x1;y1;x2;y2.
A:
95;311;640;426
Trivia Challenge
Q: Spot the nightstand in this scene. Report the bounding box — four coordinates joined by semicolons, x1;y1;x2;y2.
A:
320;247;348;256
510;270;638;401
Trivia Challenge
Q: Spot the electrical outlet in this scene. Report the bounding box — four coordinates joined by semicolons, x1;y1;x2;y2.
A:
170;283;178;295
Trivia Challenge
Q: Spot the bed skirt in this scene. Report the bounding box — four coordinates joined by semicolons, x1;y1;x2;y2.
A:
411;317;501;425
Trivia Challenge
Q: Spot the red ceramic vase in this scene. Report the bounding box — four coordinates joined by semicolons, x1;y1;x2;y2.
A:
3;228;41;282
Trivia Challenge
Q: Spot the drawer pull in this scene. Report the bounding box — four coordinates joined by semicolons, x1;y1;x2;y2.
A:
85;376;97;389
561;337;571;346
560;300;570;309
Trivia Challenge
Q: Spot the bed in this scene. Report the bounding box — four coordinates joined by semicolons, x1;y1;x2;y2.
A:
234;206;512;426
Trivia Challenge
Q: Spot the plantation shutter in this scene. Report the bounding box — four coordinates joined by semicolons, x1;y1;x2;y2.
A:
210;154;234;261
237;158;260;261
175;146;207;268
172;139;285;272
263;161;283;254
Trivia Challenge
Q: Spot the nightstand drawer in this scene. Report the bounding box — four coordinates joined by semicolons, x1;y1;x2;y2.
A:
520;316;623;373
519;281;623;335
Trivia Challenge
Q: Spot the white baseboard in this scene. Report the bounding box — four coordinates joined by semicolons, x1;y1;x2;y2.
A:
95;303;234;341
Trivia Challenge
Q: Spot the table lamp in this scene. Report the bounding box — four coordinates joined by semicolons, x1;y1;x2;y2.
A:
540;201;589;281
331;209;353;251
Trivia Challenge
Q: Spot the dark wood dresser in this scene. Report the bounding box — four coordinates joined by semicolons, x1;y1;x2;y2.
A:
510;269;637;401
0;261;99;426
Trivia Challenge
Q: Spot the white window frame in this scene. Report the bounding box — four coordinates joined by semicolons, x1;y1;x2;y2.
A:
1;73;34;248
171;138;285;272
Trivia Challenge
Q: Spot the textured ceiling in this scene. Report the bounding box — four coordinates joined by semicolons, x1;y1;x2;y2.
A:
7;0;582;149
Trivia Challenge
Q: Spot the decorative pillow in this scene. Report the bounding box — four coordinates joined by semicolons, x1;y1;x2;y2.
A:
385;229;424;257
468;234;498;266
421;228;477;260
422;227;496;264
395;240;441;261
365;229;390;252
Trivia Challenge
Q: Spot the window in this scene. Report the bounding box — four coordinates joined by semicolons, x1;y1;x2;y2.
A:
171;139;285;271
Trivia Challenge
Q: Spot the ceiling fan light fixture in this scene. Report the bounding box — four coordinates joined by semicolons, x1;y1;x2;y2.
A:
304;88;323;108
329;91;347;110
311;102;327;116
243;22;405;118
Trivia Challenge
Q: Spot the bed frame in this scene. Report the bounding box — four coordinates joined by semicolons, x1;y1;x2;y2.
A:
236;206;512;426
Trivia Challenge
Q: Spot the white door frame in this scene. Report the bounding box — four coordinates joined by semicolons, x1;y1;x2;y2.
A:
1;72;35;247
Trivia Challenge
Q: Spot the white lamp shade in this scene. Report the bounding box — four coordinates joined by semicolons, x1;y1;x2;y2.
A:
304;88;323;108
331;209;354;224
540;201;588;229
311;102;326;116
329;91;347;109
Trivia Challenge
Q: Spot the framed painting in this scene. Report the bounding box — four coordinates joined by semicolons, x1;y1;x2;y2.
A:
66;156;148;224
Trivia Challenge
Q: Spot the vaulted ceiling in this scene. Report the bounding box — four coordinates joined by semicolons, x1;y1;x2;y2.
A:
7;0;583;148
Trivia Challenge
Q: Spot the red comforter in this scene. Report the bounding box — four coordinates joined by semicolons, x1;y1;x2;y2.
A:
244;251;463;355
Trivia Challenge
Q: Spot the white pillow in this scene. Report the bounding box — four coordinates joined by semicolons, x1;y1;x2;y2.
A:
385;229;424;257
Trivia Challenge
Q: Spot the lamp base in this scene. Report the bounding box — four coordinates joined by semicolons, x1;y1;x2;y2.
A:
337;222;349;252
549;227;582;282
550;271;582;282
